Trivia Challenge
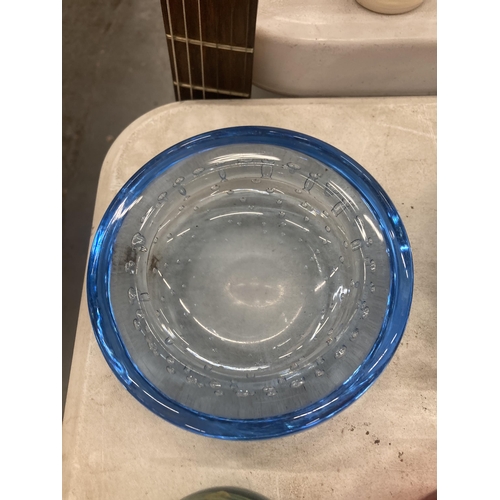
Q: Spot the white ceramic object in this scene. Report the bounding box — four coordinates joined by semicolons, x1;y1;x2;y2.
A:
356;0;424;15
253;0;436;97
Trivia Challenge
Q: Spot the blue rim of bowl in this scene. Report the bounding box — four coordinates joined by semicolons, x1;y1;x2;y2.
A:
87;126;413;440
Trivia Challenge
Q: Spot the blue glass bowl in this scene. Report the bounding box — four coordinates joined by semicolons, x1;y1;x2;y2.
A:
87;126;413;440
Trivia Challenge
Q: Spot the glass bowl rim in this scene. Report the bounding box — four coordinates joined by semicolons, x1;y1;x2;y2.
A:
87;125;414;440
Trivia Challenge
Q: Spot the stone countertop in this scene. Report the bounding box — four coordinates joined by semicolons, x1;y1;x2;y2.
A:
63;97;436;500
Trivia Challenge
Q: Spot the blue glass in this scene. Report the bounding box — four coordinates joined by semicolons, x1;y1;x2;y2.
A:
87;126;413;440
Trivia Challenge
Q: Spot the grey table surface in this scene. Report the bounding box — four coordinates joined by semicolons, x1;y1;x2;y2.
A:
63;97;436;500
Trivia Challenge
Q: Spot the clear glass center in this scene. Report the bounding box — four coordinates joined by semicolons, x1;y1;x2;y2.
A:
110;144;391;419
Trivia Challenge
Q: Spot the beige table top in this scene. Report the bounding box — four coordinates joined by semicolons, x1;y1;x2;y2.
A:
63;97;436;500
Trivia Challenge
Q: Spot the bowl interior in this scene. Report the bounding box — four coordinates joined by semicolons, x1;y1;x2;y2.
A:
107;142;392;420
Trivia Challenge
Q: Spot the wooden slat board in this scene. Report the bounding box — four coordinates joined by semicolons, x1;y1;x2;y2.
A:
160;0;259;100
